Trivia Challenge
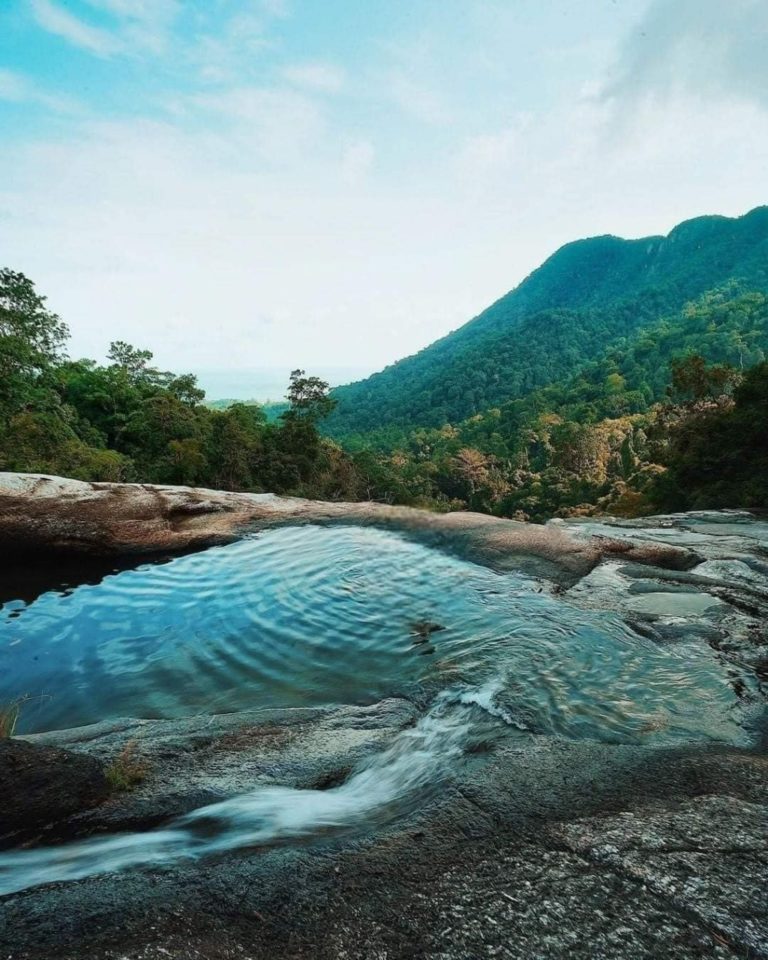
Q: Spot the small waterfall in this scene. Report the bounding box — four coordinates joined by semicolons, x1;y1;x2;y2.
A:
0;681;520;898
0;525;756;898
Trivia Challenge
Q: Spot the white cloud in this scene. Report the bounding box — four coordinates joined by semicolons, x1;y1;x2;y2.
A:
178;8;284;86
604;0;768;110
0;113;480;372
92;0;181;56
190;87;325;163
0;68;80;113
259;0;290;18
282;62;345;94
458;126;520;180
0;69;29;101
30;0;122;57
389;73;451;125
341;139;375;185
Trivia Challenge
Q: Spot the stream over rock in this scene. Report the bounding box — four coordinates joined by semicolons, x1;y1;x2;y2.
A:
0;492;766;959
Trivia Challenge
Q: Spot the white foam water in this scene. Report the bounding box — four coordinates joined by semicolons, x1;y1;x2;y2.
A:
0;681;517;898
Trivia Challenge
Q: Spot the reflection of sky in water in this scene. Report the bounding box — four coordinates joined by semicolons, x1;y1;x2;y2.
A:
0;526;755;744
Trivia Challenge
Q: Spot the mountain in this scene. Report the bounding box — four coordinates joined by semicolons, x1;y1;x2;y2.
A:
325;206;768;437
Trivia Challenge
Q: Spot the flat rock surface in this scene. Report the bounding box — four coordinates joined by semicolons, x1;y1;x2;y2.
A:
1;724;766;959
1;486;767;958
0;473;700;587
0;739;108;833
6;700;419;841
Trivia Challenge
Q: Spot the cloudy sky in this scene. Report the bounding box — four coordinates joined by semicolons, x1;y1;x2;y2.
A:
1;0;767;396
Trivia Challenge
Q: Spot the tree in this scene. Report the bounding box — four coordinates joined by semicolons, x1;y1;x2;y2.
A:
107;341;154;378
453;448;490;497
0;269;69;414
669;354;737;403
167;373;206;406
107;341;172;388
284;369;337;422
655;362;768;510
0;269;68;366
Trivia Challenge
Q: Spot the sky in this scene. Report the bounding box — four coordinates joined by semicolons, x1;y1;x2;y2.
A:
1;0;767;398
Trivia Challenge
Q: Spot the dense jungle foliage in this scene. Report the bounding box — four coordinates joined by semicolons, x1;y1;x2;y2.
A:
2;206;767;520
339;285;768;518
0;268;360;500
326;206;768;435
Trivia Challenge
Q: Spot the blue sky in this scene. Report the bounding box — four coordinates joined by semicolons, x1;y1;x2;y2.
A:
1;0;767;392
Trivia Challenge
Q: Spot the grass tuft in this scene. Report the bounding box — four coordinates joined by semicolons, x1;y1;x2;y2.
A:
0;694;53;739
0;699;23;738
105;740;148;792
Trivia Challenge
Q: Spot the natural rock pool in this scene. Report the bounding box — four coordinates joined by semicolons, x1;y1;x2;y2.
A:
0;521;763;898
1;525;754;744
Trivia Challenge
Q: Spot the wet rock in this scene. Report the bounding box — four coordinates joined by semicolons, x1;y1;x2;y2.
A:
16;700;420;837
2;733;767;960
410;620;445;637
560;511;768;691
0;738;108;836
625;591;725;617
0;473;697;591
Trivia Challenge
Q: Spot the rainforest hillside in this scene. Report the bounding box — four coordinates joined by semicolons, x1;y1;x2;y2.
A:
325;206;768;436
2;207;768;522
343;286;768;518
0;268;357;500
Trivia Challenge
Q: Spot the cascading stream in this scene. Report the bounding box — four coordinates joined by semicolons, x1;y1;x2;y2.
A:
0;525;759;898
0;680;518;897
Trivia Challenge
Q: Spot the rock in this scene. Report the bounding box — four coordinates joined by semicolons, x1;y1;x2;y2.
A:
0;739;108;835
554;794;768;957
0;473;700;591
15;700;420;837
410;620;445;641
1;728;767;960
625;590;725;617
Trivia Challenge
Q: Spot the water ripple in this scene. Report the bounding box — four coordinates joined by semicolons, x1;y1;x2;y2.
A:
0;525;755;744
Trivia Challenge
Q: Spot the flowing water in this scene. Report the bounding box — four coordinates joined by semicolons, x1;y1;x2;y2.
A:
0;525;758;896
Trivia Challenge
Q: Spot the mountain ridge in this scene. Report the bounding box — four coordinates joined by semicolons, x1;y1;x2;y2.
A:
326;205;768;436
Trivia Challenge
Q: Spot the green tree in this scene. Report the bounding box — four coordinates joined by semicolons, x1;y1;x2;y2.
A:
284;369;337;422
669;354;737;402
655;362;768;510
0;269;68;417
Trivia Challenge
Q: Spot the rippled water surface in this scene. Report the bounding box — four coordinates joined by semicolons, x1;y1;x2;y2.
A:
0;525;751;743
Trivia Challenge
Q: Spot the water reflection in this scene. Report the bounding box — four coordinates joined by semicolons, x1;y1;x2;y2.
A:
0;526;755;744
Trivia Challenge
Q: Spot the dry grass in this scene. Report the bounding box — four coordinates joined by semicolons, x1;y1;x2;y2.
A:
105;740;148;791
0;694;54;738
0;699;23;738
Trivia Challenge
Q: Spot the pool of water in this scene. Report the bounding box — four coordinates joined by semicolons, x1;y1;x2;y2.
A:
0;525;754;745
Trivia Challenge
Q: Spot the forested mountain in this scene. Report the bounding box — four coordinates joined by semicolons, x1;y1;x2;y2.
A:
343;286;768;518
326;206;768;436
3;205;768;523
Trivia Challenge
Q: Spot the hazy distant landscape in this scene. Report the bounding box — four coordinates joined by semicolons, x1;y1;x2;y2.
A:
197;366;374;405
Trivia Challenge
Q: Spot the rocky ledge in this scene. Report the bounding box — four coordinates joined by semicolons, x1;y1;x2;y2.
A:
0;475;767;959
1;704;766;960
0;473;699;586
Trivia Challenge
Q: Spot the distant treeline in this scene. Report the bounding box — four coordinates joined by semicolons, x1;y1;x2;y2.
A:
0;269;361;500
2;267;767;519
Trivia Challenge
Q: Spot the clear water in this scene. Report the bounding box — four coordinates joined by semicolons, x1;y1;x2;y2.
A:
0;525;758;897
1;525;752;742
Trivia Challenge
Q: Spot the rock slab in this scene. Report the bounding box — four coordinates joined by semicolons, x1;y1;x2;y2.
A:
0;739;107;835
